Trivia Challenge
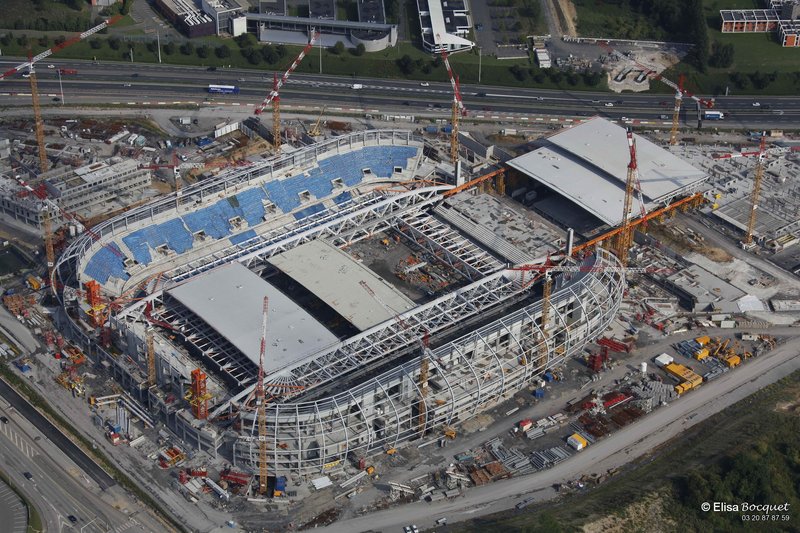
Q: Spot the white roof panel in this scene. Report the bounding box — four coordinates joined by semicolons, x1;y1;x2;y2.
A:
507;118;708;225
507;146;633;225
546;118;707;202
167;262;336;373
269;240;415;331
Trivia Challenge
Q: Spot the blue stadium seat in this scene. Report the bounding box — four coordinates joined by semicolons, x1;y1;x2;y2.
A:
84;243;130;284
230;229;258;246
293;203;326;221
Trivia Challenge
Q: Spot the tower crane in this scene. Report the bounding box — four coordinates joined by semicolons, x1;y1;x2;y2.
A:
1;16;122;288
615;128;640;267
254;30;320;155
440;46;466;166
744;132;767;247
598;42;714;145
359;280;432;436
710;132;768;247
0;15;123;171
255;296;269;495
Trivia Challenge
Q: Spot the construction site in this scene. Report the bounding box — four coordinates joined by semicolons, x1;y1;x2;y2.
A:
0;15;800;533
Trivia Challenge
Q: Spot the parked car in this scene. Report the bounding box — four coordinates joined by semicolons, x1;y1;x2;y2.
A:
0;416;8;424
23;472;32;480
68;515;78;523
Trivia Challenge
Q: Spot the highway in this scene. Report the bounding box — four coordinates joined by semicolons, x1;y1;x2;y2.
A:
0;380;170;533
316;337;800;533
1;59;799;128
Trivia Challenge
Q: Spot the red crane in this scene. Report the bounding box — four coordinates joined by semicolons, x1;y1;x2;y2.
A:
598;41;713;145
254;30;320;155
440;46;466;166
255;296;269;495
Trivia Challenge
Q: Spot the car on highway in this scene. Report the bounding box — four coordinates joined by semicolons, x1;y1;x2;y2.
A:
207;66;217;71
659;114;670;119
0;416;7;424
420;82;429;87
22;73;30;78
620;116;629;121
47;64;55;69
68;515;78;523
123;83;131;87
402;101;409;105
52;97;60;102
403;526;419;533
238;78;246;82
476;92;487;97
23;472;32;480
752;102;761;107
604;102;614;107
591;99;600;104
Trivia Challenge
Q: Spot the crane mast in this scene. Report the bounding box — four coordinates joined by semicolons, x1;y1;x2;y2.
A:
440;47;466;166
272;73;281;154
614;129;638;267
256;296;269;495
744;132;767;246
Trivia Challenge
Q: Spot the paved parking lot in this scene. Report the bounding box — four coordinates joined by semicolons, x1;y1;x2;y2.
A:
0;480;27;533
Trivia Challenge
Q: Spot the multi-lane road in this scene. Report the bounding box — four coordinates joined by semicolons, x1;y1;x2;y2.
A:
2;59;799;129
0;380;169;533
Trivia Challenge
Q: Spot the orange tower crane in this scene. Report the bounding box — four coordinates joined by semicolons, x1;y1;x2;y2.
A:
255;296;269;495
440;47;466;166
255;30;320;155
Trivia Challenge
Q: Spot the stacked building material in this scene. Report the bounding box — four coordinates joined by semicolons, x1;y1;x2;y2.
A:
629;379;678;406
529;446;572;471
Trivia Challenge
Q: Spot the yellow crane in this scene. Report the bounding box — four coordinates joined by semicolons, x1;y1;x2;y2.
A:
744;133;767;247
308;106;326;137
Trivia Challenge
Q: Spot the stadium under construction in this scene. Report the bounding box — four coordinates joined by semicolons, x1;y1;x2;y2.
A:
52;122;706;479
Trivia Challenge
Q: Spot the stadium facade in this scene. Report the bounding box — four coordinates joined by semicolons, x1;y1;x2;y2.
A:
54;130;625;478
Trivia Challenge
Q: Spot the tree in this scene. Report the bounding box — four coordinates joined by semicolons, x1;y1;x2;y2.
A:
686;0;708;72
510;64;528;81
215;44;231;59
180;41;195;55
352;43;365;56
244;47;261;65
38;35;49;47
89;37;102;49
163;41;176;55
197;45;211;59
55;35;66;45
396;54;416;75
0;34;11;47
276;44;287;58
261;43;278;63
709;41;734;68
17;34;28;47
236;33;257;48
330;41;345;55
108;36;121;50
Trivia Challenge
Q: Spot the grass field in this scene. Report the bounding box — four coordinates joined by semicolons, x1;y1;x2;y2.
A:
458;369;800;532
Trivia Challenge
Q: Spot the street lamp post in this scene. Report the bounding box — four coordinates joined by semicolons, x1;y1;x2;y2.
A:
56;67;64;105
478;47;482;84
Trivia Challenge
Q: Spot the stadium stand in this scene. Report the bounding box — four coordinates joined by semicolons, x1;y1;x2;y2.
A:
83;243;130;285
82;145;419;283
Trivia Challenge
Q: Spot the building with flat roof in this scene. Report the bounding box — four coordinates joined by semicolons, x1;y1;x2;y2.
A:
720;0;800;47
201;0;248;35
417;0;474;53
155;0;215;37
247;12;397;51
506;117;708;232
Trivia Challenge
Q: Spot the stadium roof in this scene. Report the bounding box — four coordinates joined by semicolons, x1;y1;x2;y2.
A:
507;117;708;226
269;240;415;331
167;262;337;374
